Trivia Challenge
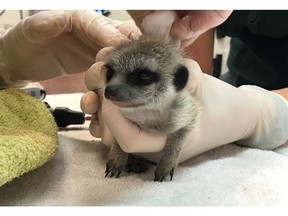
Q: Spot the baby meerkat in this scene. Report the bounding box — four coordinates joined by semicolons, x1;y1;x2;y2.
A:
103;37;201;182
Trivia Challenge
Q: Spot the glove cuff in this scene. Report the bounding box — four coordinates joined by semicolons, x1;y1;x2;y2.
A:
237;85;288;149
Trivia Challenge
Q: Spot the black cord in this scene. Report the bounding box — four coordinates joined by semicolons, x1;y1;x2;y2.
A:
19;10;23;19
0;10;6;17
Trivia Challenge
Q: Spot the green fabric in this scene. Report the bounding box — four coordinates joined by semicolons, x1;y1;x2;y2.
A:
217;10;288;90
0;88;58;187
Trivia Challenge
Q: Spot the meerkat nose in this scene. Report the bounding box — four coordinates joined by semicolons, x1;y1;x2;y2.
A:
104;85;119;100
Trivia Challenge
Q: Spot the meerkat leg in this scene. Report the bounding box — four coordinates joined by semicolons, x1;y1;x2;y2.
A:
154;128;189;182
105;143;128;178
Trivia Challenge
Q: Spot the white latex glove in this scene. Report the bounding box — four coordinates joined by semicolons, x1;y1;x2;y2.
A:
0;10;140;87
81;10;288;163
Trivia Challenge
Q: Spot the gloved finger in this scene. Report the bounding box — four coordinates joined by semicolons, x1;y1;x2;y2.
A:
85;62;106;91
85;47;114;92
67;10;130;48
140;11;180;47
21;10;68;43
99;114;117;146
20;10;134;50
170;10;232;45
81;91;116;145
89;115;101;138
114;19;142;40
89;105;116;146
80;91;100;115
95;47;114;62
127;10;155;31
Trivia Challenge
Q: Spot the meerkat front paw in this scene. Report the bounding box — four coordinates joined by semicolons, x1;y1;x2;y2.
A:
154;161;177;182
105;155;128;178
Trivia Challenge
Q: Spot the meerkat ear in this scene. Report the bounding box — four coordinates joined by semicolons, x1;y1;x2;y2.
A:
173;65;189;91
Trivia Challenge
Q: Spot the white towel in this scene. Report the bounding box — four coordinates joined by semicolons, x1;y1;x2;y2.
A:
0;93;288;206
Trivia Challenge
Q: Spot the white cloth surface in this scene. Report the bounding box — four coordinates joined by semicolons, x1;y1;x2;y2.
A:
0;93;288;206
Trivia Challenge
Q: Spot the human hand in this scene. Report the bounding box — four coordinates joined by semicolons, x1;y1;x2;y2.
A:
128;10;232;48
0;10;140;87
81;48;288;164
81;47;117;146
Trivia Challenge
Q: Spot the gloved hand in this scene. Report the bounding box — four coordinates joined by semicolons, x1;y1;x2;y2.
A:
128;10;232;48
0;10;140;87
81;47;288;164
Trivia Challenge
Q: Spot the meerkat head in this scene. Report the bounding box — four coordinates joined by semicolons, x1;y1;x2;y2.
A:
104;38;189;110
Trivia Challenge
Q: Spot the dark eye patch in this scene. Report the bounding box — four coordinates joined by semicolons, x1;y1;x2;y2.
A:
127;68;159;86
105;65;115;83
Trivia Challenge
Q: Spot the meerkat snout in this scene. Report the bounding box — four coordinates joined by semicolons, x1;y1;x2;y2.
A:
104;84;122;101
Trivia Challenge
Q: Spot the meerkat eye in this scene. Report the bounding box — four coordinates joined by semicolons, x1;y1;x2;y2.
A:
127;68;159;86
138;70;152;83
105;65;114;82
135;69;158;85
